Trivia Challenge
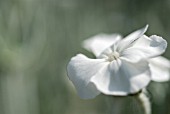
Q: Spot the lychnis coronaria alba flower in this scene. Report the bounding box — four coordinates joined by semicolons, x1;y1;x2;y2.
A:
67;25;169;99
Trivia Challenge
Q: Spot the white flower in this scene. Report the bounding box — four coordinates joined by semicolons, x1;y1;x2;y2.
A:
67;25;168;99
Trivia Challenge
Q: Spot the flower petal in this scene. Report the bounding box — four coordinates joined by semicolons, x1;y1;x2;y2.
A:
90;59;151;96
149;56;170;82
82;33;122;57
67;54;108;99
121;35;167;63
116;25;148;52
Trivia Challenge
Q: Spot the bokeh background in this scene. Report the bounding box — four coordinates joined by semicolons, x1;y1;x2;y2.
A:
0;0;169;114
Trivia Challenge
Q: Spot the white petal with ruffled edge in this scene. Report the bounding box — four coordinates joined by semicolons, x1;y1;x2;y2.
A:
90;59;151;95
67;54;108;99
120;35;167;63
82;33;122;57
116;25;148;52
149;56;170;82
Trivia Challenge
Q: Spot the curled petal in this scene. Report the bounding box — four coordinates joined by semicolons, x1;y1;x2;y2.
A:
117;25;148;52
67;54;108;99
121;35;167;63
149;56;170;82
82;33;122;57
90;59;151;96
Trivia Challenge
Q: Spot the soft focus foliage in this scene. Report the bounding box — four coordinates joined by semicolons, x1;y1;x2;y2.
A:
0;0;169;114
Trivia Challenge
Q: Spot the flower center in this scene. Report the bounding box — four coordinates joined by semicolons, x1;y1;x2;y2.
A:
107;51;120;62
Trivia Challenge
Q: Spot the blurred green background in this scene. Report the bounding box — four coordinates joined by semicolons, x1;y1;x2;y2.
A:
0;0;169;114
